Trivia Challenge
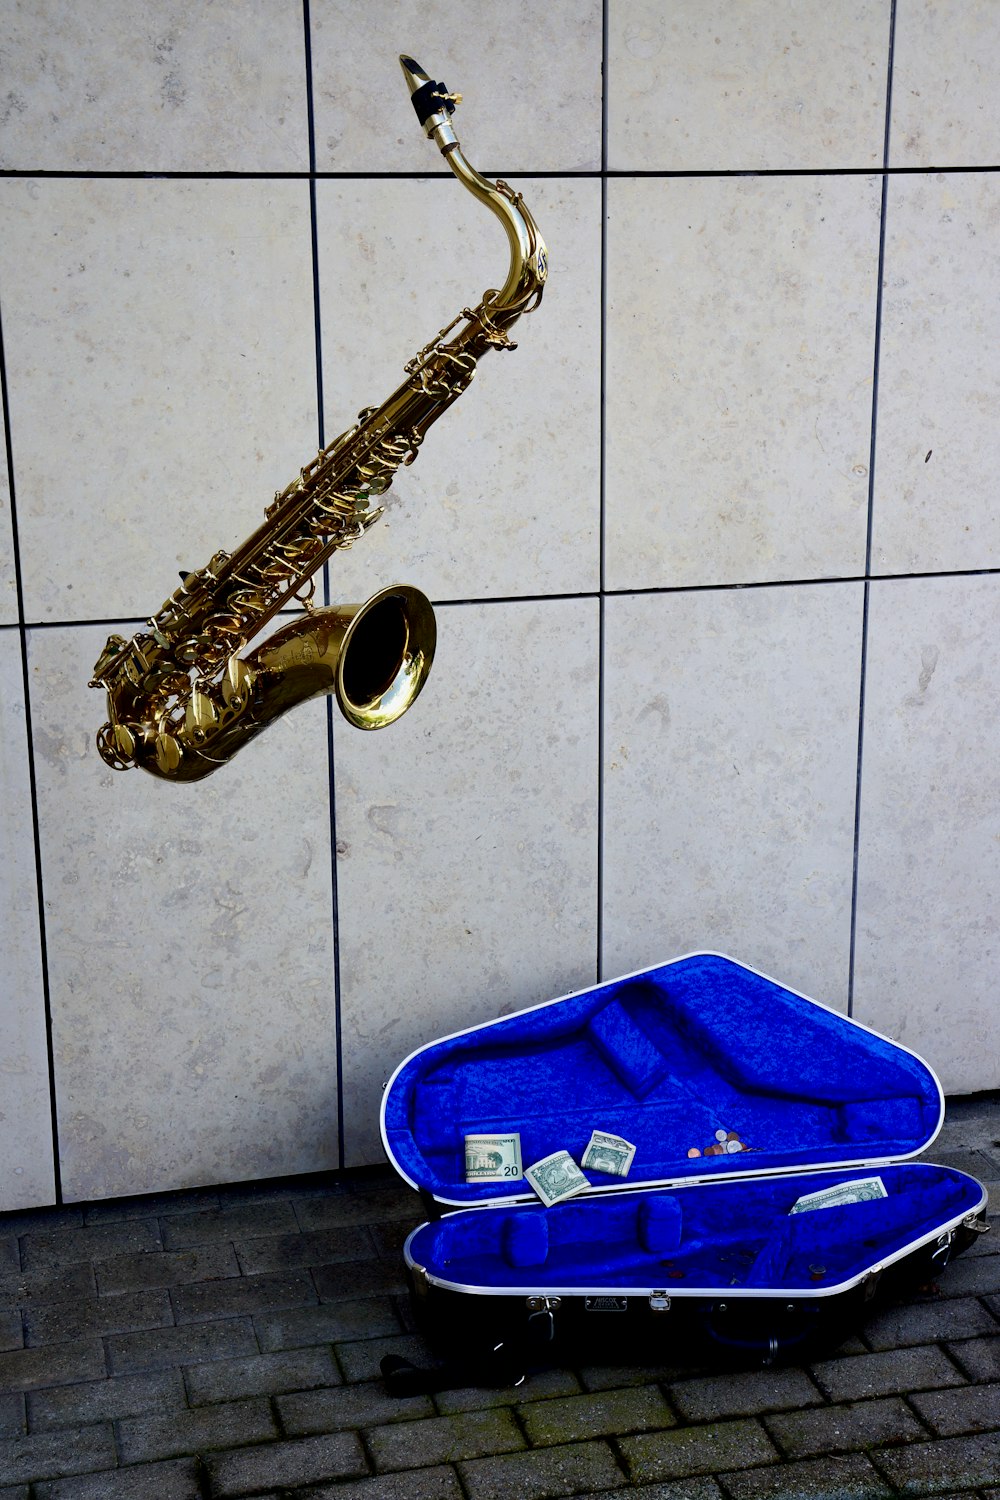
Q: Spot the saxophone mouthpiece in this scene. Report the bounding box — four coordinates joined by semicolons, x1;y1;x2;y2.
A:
399;54;461;148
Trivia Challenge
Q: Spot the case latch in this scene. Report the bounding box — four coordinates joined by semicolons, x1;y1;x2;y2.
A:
931;1231;954;1270
648;1291;672;1313
525;1295;561;1341
963;1213;991;1235
862;1265;884;1302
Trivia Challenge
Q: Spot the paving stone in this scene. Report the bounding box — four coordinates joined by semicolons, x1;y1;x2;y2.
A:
0;1423;114;1485
863;1294;998;1349
0;1208;83;1237
171;1268;316;1324
368;1219;425;1262
105;1317;257;1375
578;1359;714;1392
117;1396;276;1463
811;1344;968;1401
668;1367;824;1422
312;1257;410;1301
620;1419;779;1483
434;1367;582;1413
0;1312;20;1353
764;1396;928;1458
335;1333;438;1384
567;1483;724;1500
0;1398;23;1441
366;1408;524;1471
0;1339;106;1392
293;1187;422;1232
83;1188;220;1224
872;1431;1000;1493
935;1256;1000;1297
234;1225;375;1275
946;1334;1000;1382
184;1346;341;1404
719;1452;894;1498
0;1487;28;1500
0;1266;95;1309
206;1431;367;1494
26;1370;186;1431
458;1440;626;1500
277;1382;433;1434
160;1201;299;1250
908;1382;1000;1436
519;1386;675;1446
0;1242;17;1271
303;1468;463;1500
34;1458;201;1498
20;1222;161;1271
96;1244;239;1294
256;1297;400;1351
23;1288;173;1346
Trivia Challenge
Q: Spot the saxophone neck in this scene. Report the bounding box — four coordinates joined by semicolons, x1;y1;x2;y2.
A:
399;54;547;316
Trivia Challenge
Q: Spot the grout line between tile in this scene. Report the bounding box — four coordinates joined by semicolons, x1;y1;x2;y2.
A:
0;289;63;1203
596;0;609;983
4;164;1000;181
304;0;346;1174
847;0;898;1020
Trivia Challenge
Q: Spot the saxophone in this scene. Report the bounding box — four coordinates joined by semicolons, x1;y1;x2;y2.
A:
90;56;547;783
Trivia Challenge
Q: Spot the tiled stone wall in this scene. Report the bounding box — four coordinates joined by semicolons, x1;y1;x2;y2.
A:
0;0;997;1208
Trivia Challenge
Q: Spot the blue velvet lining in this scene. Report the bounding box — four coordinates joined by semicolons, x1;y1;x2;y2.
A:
383;954;942;1202
408;1163;982;1291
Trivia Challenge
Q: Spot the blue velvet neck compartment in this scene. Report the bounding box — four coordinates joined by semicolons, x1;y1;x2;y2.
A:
381;953;944;1206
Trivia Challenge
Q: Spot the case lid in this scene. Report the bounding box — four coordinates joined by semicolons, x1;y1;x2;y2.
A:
381;952;944;1207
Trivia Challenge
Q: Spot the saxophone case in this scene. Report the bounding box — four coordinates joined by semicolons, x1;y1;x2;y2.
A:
380;953;988;1381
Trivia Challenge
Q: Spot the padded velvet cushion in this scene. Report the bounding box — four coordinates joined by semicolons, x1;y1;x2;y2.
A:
587;1000;670;1098
637;1195;682;1255
502;1212;549;1268
382;952;943;1203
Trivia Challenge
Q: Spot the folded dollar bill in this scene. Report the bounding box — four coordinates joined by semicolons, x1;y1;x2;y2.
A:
581;1129;636;1178
525;1149;589;1208
464;1132;522;1182
789;1175;888;1214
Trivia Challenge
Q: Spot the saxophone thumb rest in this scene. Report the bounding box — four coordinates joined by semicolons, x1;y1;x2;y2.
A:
90;56;547;783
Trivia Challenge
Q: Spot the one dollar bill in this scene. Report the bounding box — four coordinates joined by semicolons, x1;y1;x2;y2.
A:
464;1133;522;1182
581;1129;636;1178
525;1149;589;1207
789;1175;888;1214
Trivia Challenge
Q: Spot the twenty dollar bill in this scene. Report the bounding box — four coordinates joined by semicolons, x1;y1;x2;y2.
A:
525;1149;589;1207
790;1175;887;1214
581;1129;636;1178
464;1133;522;1182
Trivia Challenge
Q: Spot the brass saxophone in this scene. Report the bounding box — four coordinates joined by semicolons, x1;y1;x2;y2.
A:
90;56;547;783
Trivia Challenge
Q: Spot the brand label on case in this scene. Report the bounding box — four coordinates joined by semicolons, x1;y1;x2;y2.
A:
585;1296;628;1312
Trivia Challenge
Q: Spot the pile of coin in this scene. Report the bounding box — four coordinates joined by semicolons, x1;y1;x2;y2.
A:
688;1128;749;1159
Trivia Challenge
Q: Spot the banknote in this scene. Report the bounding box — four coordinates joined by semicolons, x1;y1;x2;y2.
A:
789;1175;888;1214
464;1132;522;1182
581;1129;636;1178
525;1149;589;1207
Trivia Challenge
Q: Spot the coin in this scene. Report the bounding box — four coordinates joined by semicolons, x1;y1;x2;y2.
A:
715;1129;728;1142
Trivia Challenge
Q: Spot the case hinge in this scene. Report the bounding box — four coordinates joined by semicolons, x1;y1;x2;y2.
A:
963;1213;991;1235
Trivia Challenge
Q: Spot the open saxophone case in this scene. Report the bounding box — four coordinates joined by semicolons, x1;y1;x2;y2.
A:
378;952;989;1393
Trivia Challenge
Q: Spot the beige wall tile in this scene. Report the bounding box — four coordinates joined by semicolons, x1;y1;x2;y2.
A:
609;0;890;171
311;0;602;173
1;402;15;625
335;598;599;1166
0;179;317;624
0;630;55;1209
602;584;862;1009
853;576;1000;1095
605;177;880;591
317;177;600;602
0;0;308;171
891;0;1000;167
873;174;1000;574
30;624;338;1201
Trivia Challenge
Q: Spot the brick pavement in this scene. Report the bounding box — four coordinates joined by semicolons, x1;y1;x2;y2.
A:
0;1096;996;1499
